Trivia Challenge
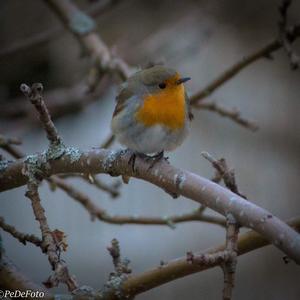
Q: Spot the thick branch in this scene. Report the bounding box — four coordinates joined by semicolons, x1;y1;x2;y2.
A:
0;140;225;228
1;149;300;263
0;254;50;295
100;217;300;299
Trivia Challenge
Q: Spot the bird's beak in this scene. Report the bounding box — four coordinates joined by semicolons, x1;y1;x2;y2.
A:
176;77;191;85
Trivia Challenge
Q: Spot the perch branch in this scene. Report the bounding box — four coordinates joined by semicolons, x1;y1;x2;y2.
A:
1;148;300;263
0;137;225;228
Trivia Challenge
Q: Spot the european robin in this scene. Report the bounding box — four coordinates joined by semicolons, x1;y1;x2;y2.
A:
111;65;192;167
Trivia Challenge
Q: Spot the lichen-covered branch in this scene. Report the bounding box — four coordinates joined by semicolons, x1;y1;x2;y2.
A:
0;137;225;228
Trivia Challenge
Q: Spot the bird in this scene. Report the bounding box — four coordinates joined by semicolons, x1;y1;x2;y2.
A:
111;65;192;169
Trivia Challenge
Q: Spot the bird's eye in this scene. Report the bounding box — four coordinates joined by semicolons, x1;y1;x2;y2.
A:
158;82;166;89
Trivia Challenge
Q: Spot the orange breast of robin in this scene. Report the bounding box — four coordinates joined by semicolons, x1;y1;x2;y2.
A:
135;77;186;130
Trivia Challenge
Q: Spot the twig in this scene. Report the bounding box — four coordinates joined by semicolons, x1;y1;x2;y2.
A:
25;181;78;291
107;238;131;275
201;152;246;198
0;135;23;159
221;214;239;300
57;172;121;198
190;26;300;105
0;80;106;121
49;176;225;227
102;239;131;299
19;83;77;291
45;0;133;91
195;102;258;131
0;0;122;58
20;83;61;145
278;0;300;69
0;216;42;247
201;153;243;299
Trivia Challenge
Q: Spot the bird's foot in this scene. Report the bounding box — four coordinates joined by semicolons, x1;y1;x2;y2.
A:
147;151;168;169
127;150;168;172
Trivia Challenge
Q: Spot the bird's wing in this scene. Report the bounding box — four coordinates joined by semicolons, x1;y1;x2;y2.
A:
112;84;134;118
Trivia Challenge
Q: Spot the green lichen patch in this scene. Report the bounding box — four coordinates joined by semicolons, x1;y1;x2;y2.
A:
64;147;83;163
46;142;66;160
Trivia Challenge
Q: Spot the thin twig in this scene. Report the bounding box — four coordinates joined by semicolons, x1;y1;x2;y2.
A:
195;102;258;131
190;26;300;104
201;152;244;299
278;0;300;69
25;181;78;291
45;0;133;91
58;173;121;198
107;238;131;275
0;0;122;58
221;214;239;300
50;176;225;227
20;83;61;145
0;216;42;247
201;152;246;199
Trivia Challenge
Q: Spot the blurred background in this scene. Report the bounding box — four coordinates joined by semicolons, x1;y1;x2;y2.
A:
1;0;300;299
